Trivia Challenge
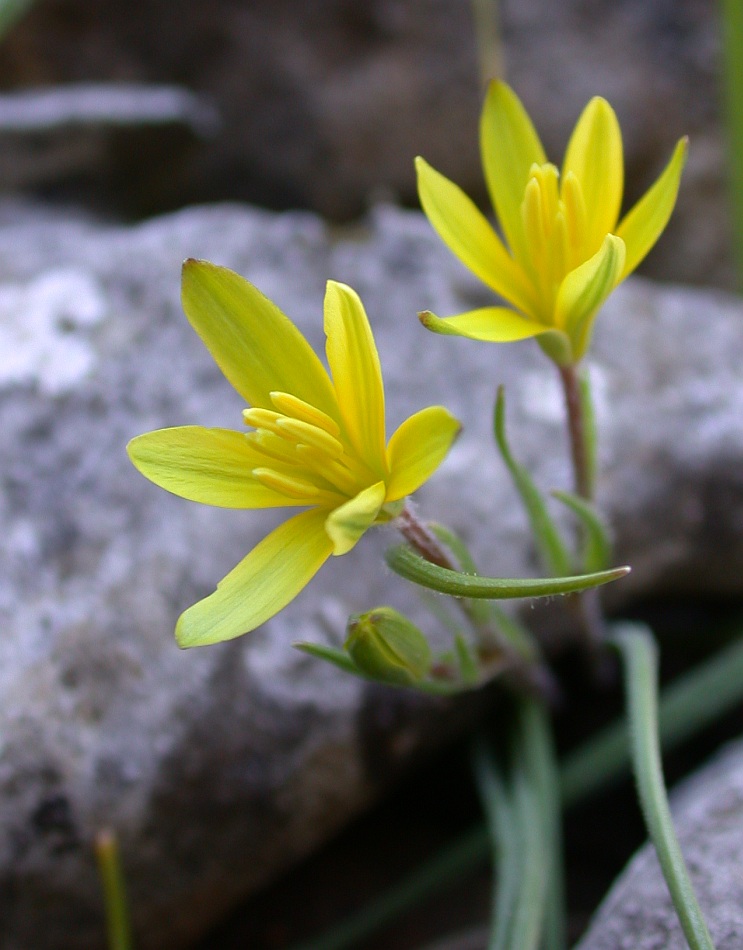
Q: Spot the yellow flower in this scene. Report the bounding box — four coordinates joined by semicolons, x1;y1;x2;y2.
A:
416;81;687;365
127;261;460;647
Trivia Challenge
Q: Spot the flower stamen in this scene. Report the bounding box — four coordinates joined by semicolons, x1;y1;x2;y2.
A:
252;467;321;500
269;391;341;437
276;417;345;458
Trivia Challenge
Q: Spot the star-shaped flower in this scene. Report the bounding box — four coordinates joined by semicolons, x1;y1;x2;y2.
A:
416;81;687;364
128;261;460;647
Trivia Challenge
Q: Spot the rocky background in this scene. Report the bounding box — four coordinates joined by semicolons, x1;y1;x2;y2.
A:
0;0;730;284
0;1;742;948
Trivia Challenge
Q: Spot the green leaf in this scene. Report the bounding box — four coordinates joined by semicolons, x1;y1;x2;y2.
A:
454;634;480;686
429;522;491;626
292;641;360;675
493;387;573;577
552;490;612;572
95;830;133;950
430;522;546;661
610;624;715;950
385;544;629;600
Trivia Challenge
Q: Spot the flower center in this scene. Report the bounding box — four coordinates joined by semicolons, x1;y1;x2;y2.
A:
520;163;589;324
243;391;371;503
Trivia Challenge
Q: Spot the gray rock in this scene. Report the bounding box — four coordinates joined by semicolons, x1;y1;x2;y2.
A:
0;1;729;286
577;739;743;950
1;198;743;948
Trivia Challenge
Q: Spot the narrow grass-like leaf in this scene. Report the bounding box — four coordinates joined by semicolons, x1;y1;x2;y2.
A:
611;624;715;950
473;699;562;950
720;0;743;285
291;632;743;950
454;633;480;686
508;763;547;950
0;0;34;40
386;543;629;599
293;641;360;674
429;521;492;626
519;699;566;950
552;489;612;572
95;830;133;950
430;521;540;663
471;738;520;950
493;387;573;576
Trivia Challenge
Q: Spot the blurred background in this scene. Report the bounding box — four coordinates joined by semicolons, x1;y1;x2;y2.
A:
0;0;727;284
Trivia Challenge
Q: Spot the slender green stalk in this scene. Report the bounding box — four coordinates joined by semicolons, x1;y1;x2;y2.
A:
720;0;743;286
611;624;716;950
470;0;504;87
558;364;592;502
95;830;133;950
290;632;743;950
577;370;598;501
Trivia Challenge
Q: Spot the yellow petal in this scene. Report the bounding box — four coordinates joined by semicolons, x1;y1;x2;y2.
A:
615;137;688;279
176;508;333;647
562;97;623;252
415;157;535;314
386;406;460;501
324;481;386;556
555;234;626;362
181;260;338;417
323;281;387;474
127;426;301;508
419;306;550;342
480;80;546;260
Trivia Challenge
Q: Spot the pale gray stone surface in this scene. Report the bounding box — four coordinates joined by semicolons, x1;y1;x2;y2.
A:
577;739;743;950
1;199;743;947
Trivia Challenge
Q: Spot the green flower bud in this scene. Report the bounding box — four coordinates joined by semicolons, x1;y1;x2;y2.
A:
345;607;432;686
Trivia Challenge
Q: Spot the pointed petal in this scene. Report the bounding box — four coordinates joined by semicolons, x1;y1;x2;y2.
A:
562;96;624;251
176;508;333;647
415;157;535;314
324;281;387;474
419;306;550;342
555;234;626;361
386;406;460;501
127;426;301;508
480;80;546;258
324;481;386;556
181;260;338;416
615;137;688;278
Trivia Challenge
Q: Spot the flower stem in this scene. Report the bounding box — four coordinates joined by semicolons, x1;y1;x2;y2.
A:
95;830;133;950
396;503;457;569
558;363;611;660
558;363;593;502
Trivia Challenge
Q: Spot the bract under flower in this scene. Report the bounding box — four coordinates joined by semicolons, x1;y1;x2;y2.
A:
416;80;687;364
127;261;460;646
